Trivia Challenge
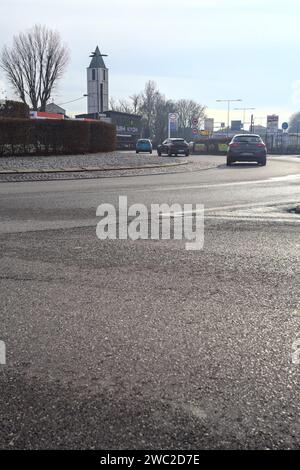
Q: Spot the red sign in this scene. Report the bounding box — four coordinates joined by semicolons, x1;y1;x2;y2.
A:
30;111;64;120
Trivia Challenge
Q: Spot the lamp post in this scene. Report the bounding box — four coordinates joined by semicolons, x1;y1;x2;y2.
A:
234;107;255;132
216;98;242;136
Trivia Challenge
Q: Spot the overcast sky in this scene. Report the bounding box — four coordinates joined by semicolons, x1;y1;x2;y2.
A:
1;0;300;126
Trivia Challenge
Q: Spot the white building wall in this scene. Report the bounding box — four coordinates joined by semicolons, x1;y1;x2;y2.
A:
87;67;109;115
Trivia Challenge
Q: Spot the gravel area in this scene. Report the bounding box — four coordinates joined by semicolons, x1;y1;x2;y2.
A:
0;151;183;170
0;152;218;182
0;163;215;182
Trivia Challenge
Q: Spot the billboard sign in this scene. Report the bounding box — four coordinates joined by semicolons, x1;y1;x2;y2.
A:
231;120;242;131
267;115;279;132
204;118;214;132
168;113;178;135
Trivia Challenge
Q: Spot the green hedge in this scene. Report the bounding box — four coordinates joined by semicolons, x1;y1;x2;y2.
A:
0;100;29;118
0;118;116;156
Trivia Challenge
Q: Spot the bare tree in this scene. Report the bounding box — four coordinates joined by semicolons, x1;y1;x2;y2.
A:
175;99;206;129
112;82;208;142
109;97;134;114
0;25;69;110
289;112;300;133
129;93;142;114
139;81;161;137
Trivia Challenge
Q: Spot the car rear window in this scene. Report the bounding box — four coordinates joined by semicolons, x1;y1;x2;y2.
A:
233;136;261;143
171;139;186;143
138;140;150;144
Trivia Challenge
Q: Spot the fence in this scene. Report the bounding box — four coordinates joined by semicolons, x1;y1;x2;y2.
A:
191;132;300;155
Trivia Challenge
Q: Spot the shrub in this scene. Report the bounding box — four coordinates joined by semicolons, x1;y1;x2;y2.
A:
89;120;117;153
0;100;29;118
0;118;116;156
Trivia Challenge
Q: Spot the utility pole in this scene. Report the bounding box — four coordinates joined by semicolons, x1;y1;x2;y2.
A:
250;114;254;133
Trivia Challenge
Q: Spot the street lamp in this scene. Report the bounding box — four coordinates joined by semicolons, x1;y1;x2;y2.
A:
234;107;255;131
57;94;88;106
216;99;242;136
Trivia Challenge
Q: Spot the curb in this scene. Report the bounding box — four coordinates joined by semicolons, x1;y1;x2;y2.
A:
0;160;189;175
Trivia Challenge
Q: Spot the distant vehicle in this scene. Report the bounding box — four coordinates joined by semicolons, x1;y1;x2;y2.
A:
136;139;152;154
157;138;189;157
227;134;267;166
117;134;136;150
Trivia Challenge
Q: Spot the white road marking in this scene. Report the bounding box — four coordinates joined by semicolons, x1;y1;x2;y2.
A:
160;199;300;217
152;173;300;193
204;215;300;223
8;169;294;198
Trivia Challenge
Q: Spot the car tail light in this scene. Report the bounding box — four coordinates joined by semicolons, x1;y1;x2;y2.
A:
256;143;266;147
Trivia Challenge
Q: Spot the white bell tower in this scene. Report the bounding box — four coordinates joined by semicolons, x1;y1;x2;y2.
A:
87;46;109;116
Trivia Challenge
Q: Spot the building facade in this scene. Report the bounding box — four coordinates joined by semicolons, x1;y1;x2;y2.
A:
87;46;109;115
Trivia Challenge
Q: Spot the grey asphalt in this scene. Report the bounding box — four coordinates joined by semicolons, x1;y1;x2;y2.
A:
0;154;300;449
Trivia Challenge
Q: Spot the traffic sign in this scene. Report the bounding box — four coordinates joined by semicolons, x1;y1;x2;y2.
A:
168;113;179;137
282;122;288;130
169;113;178;122
192;117;198;126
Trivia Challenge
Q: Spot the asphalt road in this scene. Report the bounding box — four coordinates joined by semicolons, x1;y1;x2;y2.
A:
0;154;300;449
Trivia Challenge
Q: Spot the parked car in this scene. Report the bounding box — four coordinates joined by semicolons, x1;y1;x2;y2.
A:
136;139;152;154
157;138;190;157
227;134;267;166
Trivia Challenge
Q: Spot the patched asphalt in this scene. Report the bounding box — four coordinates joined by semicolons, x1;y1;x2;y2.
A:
0;217;299;449
0;156;299;449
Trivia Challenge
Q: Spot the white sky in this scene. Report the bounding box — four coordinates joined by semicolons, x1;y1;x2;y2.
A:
1;0;300;126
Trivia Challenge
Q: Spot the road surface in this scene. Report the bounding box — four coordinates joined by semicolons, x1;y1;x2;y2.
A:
0;154;299;449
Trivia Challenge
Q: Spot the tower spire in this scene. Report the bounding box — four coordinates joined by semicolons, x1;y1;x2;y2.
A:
88;46;107;69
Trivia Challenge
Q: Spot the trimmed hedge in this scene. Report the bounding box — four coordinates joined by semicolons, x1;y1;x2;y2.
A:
0;100;29;119
0;118;116;156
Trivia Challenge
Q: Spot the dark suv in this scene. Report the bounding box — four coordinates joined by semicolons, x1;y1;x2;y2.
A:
227;134;267;166
157;138;189;157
